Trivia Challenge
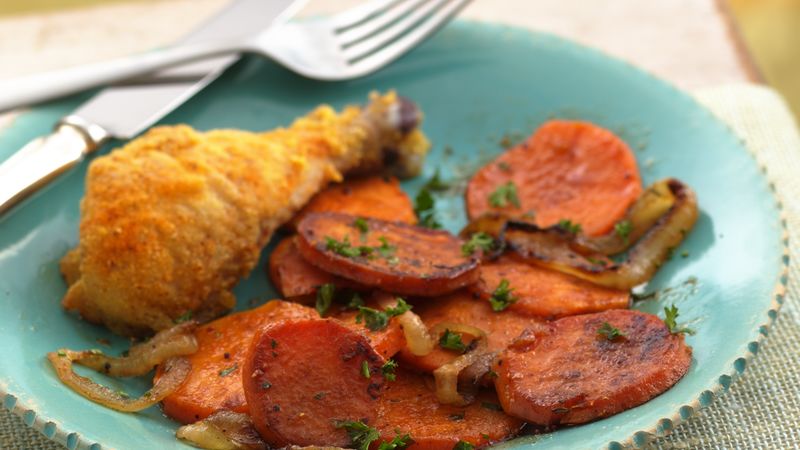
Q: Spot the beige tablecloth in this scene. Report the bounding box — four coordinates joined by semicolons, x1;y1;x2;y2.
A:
1;80;799;448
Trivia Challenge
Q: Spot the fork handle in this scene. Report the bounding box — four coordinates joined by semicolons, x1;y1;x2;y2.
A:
0;39;250;112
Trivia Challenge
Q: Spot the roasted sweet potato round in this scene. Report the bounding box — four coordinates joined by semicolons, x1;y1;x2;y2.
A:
466;120;642;236
493;309;692;426
376;369;524;449
157;300;317;424
243;319;387;447
290;175;417;229
471;255;630;319
296;212;479;296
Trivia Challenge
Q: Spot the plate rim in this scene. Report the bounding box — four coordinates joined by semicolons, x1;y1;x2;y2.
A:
0;19;790;450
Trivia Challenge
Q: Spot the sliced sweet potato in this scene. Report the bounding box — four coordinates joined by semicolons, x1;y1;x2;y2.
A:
334;309;406;359
466;120;642;236
290;175;417;229
243;319;386;447
158;300;317;424
269;236;362;299
493;309;692;426
297;212;479;296
471;255;630;319
398;290;543;373
376;369;524;449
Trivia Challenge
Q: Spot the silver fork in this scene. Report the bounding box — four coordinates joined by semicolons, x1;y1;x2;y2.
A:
0;0;471;111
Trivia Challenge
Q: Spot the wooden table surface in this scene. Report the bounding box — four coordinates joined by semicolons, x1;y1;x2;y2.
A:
0;0;759;90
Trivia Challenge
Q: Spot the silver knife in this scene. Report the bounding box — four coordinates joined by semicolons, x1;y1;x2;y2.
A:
0;0;306;216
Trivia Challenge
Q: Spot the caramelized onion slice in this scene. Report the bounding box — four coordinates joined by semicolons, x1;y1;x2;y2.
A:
396;311;436;356
506;178;699;290
433;336;489;406
47;353;190;412
76;322;199;377
176;410;266;450
574;178;677;254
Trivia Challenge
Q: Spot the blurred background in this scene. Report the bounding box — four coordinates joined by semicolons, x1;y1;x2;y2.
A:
0;0;798;119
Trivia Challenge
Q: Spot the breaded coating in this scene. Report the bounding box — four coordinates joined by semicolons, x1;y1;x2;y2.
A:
61;92;429;336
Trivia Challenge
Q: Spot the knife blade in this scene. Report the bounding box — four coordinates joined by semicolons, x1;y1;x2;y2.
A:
0;0;306;215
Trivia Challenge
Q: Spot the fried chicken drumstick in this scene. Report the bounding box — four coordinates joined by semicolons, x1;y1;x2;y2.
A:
60;92;429;336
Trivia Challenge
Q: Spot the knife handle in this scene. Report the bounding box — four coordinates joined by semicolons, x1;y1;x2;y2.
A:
0;116;109;216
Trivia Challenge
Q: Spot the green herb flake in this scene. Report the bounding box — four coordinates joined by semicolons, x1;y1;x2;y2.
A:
314;391;327;400
346;292;365;309
558;219;582;235
381;359;398;381
486;369;498;379
453;441;475;450
449;413;465;421
663;304;696;335
614;220;633;243
354;217;369;234
57;350;67;357
377;236;397;258
261;381;272;390
497;161;512;172
361;360;371;379
489;279;517;312
117;390;130;399
271;339;278;349
423;168;450;192
461;232;495;257
316;283;336;316
334;420;380;450
488;182;521;208
681;250;690;258
597;322;626;341
480;401;503;411
378;433;413;450
218;363;238;377
356;299;411;331
414;188;442;229
174;311;193;324
439;329;467;353
325;235;372;258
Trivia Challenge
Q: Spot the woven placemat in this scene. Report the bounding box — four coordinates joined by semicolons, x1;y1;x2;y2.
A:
2;83;798;449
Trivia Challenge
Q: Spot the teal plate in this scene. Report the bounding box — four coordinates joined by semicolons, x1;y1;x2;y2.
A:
0;20;787;450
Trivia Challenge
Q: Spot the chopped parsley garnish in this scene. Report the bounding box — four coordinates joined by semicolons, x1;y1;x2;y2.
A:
461;232;495;256
334;420;381;450
356;299;412;331
663;304;696;335
174;311;193;324
488;181;520;208
439;329;467;352
316;283;336;316
614;220;633;243
361;360;371;379
314;391;327;400
423;168;450;192
453;441;475;450
325;235;373;258
486;369;498;379
497;161;512;172
414;188;442;229
378;433;413;450
261;381;272;390
218;363;238;377
346;292;365;309
597;322;626;341
385;298;412;316
557;219;582;235
377;236;397;258
489;279;516;312
271;339;278;349
381;359;398;381
354;217;369;241
480;401;503;411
